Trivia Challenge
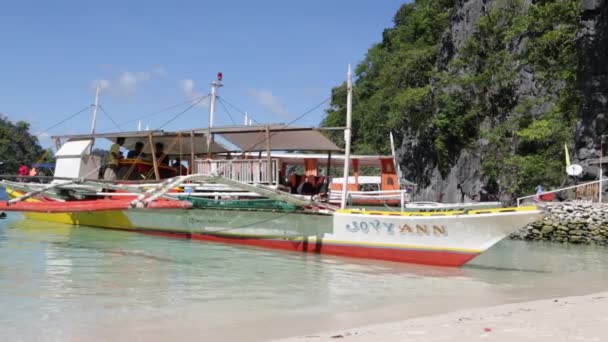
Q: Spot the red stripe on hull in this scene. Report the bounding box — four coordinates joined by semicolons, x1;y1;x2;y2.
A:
140;230;191;239
189;233;478;267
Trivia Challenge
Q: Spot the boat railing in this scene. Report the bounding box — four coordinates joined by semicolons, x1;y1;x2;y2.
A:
516;179;606;206
194;158;279;186
329;189;410;210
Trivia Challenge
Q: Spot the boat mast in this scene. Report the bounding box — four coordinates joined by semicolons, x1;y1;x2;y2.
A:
340;64;353;209
207;73;223;155
89;84;102;151
209;72;223;129
90;84;101;135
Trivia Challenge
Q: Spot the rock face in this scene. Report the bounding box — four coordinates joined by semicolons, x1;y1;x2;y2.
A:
404;0;608;202
574;0;608;177
511;202;608;246
437;0;489;69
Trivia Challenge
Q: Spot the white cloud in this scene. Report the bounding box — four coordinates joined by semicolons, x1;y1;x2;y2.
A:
248;89;289;117
92;67;164;97
38;132;51;142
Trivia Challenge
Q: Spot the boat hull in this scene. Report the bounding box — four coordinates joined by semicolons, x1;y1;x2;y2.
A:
124;206;543;267
5;187;543;267
22;210;133;229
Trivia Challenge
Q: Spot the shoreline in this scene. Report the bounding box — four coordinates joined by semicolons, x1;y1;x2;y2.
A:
274;291;608;342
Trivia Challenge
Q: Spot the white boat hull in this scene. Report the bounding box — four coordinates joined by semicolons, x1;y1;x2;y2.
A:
123;206;543;267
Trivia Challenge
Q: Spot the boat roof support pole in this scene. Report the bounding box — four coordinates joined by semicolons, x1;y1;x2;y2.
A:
340;64;353;209
190;131;195;175
327;151;332;177
148;132;160;180
265;125;272;185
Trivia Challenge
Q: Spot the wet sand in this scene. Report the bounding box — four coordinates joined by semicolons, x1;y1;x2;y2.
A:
276;291;608;342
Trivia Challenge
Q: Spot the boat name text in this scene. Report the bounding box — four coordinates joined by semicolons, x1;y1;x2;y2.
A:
345;220;448;236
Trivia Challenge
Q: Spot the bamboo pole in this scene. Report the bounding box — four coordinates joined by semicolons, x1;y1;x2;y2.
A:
148;132;160;180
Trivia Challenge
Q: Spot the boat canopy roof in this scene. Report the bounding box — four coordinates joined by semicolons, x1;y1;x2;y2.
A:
52;131;229;155
53;125;341;154
185;125;342;152
238;152;394;167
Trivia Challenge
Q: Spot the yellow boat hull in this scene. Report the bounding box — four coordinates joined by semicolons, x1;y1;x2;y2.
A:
6;187;133;230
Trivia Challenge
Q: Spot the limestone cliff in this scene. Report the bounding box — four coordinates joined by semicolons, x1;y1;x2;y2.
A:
324;0;605;203
574;0;608;176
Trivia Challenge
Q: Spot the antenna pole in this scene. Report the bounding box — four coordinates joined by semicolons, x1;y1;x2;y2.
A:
340;64;353;209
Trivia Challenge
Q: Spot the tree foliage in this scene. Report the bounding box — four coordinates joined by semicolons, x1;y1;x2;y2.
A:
0;116;48;175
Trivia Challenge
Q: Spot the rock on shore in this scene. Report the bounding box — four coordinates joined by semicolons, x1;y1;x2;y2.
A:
510;202;608;246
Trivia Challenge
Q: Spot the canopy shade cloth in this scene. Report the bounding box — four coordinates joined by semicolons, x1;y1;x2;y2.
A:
185;125;342;152
244;152;395;167
52;131;229;155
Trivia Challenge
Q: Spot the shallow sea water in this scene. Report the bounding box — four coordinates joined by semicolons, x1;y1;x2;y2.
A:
1;213;608;341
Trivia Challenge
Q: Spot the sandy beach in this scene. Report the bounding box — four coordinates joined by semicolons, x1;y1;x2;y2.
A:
275;291;608;342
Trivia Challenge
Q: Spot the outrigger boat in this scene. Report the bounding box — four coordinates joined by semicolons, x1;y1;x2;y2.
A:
0;68;543;267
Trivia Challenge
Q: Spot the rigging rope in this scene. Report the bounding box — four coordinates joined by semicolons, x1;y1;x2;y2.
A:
239;96;331;154
98;105;123;132
216;97;237;125
99;95;209;132
157;96;208;130
217;96;260;124
35;105;91;137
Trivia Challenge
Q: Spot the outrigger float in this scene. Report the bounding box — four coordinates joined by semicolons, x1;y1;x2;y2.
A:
0;68;543;267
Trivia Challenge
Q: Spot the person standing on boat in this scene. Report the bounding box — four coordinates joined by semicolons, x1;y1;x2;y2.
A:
104;137;125;180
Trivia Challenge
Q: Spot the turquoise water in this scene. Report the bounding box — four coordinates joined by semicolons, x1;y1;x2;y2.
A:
1;214;608;341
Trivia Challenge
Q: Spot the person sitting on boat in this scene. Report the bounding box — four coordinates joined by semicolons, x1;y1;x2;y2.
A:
104;137;125;180
126;141;146;159
154;142;169;165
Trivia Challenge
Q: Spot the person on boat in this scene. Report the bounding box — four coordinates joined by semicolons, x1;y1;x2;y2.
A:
17;164;29;182
104;137;125;180
154;142;169;165
172;158;188;175
535;184;544;201
127;141;146;159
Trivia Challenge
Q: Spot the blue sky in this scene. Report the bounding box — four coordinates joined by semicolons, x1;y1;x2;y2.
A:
0;0;404;149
